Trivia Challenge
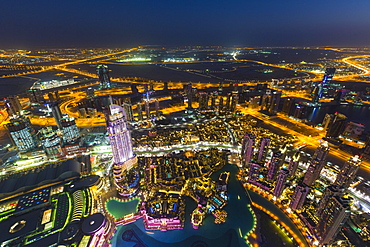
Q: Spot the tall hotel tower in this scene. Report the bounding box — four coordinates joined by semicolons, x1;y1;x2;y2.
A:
106;104;138;195
303;141;329;186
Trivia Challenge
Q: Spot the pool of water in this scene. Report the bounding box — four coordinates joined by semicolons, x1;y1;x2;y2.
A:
106;198;140;219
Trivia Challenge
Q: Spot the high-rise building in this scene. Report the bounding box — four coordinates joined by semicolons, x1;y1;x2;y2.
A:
317;185;344;215
39;127;63;159
248;162;261;182
154;100;160;118
47;102;64;129
273;168;289;198
303;142;329;186
27;88;44;103
241;134;255;165
184;83;193;109
137;103;143;121
6;116;37;152
97;64;111;89
105;104;138;197
5;96;23;117
322;68;336;85
316;195;351;245
144;101;150;119
230;92;238;112
289;182;310;210
267;151;282;180
326;112;347;138
261;90;281;114
60;116;80;144
122;103;134;122
334;155;361;190
257;137;270;162
288;151;300;178
198;92;209;111
282;97;295;116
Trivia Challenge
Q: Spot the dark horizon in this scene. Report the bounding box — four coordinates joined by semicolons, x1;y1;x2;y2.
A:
1;0;370;49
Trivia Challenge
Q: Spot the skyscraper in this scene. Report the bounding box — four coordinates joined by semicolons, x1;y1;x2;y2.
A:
289;182;310;210
267;151;282;180
316;195;351;245
288;151;300;178
60;116;80;144
334;155;361;190
248;162;261;182
303;142;329;186
97;64;111;89
317;185;344;215
256;137;270;162
198;92;209;111
5;96;22;117
326;112;347;138
6;116;37;152
273;168;289;198
241;134;255;165
105;104;138;197
47;102;64;129
39;127;63;159
322;68;336;85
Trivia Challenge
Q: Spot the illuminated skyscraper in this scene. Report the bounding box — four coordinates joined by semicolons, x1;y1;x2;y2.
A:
257;137;270;162
241;134;255;165
248;162;261;182
273;168;289;198
60;116;80;144
122;103;134;122
326;112;347;138
5;96;22;117
137;103;143;121
267;151;282;180
317;185;343;215
316;195;351;245
39;127;63;159
288;151;300;178
47;102;64;129
97;64;111;89
303;142;329;186
198;92;209;111
334;155;361;190
6;116;37;152
289;182;310;210
322;68;336;85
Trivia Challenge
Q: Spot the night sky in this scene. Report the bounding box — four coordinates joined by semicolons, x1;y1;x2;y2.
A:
1;0;370;48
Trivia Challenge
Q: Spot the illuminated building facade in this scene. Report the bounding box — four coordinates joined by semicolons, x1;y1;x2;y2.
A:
316;185;343;215
334;155;361;190
105;104;138;196
47;102;64;129
241;134;255;165
6;116;37;152
267;151;282;180
303;142;329;186
39;127;63;159
273;168;289;198
97;64;111;89
60;116;80;144
257;137;270;162
288;151;300;178
315;195;350;245
325;112;347;138
5;96;22;117
290;183;310;210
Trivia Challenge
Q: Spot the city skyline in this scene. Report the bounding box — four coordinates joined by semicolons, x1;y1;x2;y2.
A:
2;0;370;49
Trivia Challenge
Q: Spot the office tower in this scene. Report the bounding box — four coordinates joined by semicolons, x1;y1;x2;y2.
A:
198;92;209;111
226;93;232;111
218;96;224;111
137;103;143;121
163;81;168;91
289;182;310;210
97;64;111;89
47;102;64;129
144;101;150;119
273;168;289;197
282;97;295;116
5;96;23;117
230;92;238;112
257;138;270;162
288;152;300;178
6;116;37;152
122;103;134;122
316;195;351;245
326;112;347;138
27;88;44;103
267;151;282;180
293;103;308;119
317;185;344;215
241;134;255;165
210;92;217;109
39;127;63;159
154;100;160;118
60;116;80;144
322;68;336;85
106;104;136;169
342;121;365;140
105;104;138;196
303;142;329;186
131;85;139;94
269;91;281;114
248;162;261;182
322;113;334;130
184;83;193;109
334;155;361;190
